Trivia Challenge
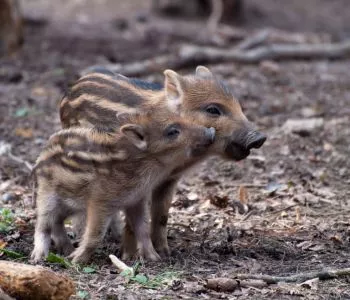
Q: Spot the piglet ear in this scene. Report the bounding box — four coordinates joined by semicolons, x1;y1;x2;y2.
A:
195;65;213;78
164;69;184;113
116;109;139;125
120;124;147;151
116;112;131;124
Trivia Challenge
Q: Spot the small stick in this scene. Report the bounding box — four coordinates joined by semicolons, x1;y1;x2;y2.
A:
233;268;350;284
241;210;255;222
231;183;267;188
266;204;299;216
8;152;33;172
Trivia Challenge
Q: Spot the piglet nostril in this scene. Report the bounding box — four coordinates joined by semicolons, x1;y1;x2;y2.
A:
246;133;266;150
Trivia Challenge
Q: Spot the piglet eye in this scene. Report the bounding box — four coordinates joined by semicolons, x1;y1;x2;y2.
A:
164;124;181;139
205;105;222;116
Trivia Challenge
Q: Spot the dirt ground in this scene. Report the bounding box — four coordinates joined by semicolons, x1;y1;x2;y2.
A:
1;0;350;299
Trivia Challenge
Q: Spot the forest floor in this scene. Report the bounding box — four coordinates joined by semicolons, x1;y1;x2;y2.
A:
1;0;350;299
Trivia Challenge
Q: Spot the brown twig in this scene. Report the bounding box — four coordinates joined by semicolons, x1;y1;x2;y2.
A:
233;268;350;284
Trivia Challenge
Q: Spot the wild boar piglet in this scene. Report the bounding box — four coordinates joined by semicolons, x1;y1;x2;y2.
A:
31;108;215;263
59;66;266;258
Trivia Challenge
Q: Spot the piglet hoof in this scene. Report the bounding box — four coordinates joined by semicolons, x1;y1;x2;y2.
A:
69;247;91;264
30;240;50;263
121;251;134;261
153;239;170;258
30;249;47;263
141;247;161;262
156;246;170;258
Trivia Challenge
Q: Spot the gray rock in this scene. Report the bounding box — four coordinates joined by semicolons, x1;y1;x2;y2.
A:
2;192;19;203
282;118;324;136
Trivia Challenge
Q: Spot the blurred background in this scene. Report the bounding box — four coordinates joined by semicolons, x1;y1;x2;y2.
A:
1;1;350;299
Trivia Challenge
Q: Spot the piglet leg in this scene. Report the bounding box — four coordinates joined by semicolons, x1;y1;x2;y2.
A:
123;199;160;261
69;201;112;264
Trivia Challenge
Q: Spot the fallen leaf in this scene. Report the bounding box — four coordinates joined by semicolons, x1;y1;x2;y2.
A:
299;278;319;290
280;211;288;218
0;240;7;249
130;274;148;284
31;86;49;98
330;235;343;244
264;182;288;195
46;252;72;268
15;127;34;139
238;185;249;204
0;248;25;259
209;194;229;209
77;290;89;299
83;266;96;274
14;107;29;117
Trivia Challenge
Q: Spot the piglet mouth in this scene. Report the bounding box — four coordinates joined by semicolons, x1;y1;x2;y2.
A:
225;142;251;161
191;127;216;157
191;142;213;157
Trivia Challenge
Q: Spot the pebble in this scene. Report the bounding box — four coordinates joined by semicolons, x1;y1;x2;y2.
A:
2;192;19;203
187;192;198;201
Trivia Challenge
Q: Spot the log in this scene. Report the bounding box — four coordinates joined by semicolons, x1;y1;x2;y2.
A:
0;260;75;300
